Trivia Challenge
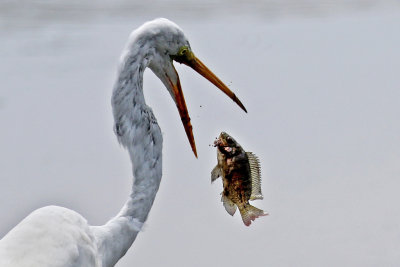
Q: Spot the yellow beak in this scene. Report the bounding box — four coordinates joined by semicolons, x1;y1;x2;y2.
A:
185;55;247;113
170;51;247;158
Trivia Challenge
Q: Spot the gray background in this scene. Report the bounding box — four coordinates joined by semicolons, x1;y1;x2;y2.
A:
1;1;400;266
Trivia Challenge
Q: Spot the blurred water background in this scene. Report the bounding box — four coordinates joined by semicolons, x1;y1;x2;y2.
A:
1;0;400;28
1;1;400;267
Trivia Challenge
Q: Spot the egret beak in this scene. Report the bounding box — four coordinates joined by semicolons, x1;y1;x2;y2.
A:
175;52;247;113
167;49;247;158
165;68;198;158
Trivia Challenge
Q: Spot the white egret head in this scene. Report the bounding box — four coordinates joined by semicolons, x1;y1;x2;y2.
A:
130;18;247;157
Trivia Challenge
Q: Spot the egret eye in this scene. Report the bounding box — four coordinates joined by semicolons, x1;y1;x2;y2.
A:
177;46;189;57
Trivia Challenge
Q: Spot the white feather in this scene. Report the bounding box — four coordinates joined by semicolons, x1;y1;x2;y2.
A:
0;18;191;267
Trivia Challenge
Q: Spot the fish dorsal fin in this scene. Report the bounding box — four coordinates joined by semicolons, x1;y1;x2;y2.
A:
246;152;263;200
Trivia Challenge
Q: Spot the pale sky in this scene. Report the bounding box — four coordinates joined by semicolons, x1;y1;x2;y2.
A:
1;1;400;266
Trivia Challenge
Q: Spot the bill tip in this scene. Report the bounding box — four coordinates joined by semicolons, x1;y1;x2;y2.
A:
236;99;247;113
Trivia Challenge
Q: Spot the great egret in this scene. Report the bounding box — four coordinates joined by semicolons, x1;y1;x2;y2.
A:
0;18;246;267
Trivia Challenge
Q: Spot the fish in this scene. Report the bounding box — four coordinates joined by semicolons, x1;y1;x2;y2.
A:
211;132;267;226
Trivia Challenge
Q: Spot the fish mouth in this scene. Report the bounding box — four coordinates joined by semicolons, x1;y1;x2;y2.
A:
213;138;222;147
214;132;227;147
214;138;231;151
214;138;234;154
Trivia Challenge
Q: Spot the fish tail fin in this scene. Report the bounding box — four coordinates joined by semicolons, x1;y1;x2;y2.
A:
238;204;267;226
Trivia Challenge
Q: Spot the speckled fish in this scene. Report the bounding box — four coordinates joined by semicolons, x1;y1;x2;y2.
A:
211;132;267;226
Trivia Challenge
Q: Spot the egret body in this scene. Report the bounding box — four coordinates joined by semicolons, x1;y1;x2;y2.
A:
0;18;246;267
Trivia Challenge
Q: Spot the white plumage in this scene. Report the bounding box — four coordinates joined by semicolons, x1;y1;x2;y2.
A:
0;18;246;267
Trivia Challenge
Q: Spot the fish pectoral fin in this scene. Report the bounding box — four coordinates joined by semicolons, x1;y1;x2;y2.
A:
246;152;263;200
211;165;222;183
221;195;237;216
